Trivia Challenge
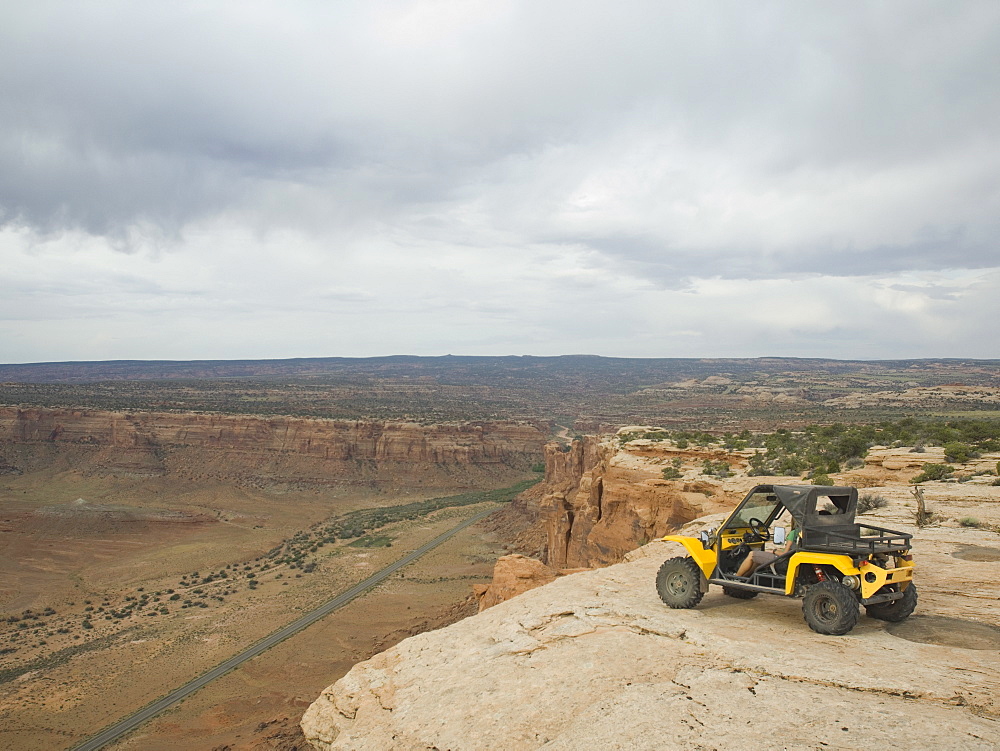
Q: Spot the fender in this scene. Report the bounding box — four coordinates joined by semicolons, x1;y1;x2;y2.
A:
785;552;859;595
660;535;717;579
785;553;914;598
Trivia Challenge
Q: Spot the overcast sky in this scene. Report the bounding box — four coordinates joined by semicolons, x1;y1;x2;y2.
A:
1;1;998;363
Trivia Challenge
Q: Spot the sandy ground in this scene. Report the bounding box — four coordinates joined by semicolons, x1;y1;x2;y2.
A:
105;520;505;751
0;465;520;751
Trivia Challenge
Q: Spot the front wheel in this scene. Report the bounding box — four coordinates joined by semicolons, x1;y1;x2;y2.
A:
656;557;705;609
865;583;917;622
803;581;859;635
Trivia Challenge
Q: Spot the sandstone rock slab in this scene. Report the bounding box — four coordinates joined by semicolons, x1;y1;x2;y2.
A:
304;513;1000;750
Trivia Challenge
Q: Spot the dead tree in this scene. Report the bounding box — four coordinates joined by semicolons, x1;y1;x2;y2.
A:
912;485;934;527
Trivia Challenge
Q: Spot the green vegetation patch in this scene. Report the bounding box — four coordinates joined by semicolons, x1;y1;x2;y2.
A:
623;418;1000;481
0;627;138;685
266;477;540;564
743;419;1000;478
333;478;540;538
911;463;955;483
348;534;394;548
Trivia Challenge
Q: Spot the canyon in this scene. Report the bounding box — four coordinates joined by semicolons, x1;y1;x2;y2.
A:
3;356;1000;749
0;406;545;751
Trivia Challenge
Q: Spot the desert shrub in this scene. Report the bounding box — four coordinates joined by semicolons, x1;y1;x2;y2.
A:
722;433;748;450
958;517;982;528
911;463;954;483
943;442;975;463
811;473;833;486
701;459;730;478
844;457;865;469
661;466;682;480
748;451;768;476
910;443;925;453
857;493;889;514
531;463;545;473
776;455;808;475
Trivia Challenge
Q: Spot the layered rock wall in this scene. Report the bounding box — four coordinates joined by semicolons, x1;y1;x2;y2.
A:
513;435;733;568
0;407;546;488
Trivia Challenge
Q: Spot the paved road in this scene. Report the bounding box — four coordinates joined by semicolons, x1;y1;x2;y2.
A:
71;506;499;751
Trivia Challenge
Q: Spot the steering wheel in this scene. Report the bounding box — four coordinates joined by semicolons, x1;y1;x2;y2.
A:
748;517;771;542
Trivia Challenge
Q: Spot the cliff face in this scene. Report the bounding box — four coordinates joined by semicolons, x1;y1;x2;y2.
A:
0;407;546;488
511;434;734;568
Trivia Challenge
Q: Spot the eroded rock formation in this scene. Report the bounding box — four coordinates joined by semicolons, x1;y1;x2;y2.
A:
473;554;558;612
0;407;545;488
509;433;734;568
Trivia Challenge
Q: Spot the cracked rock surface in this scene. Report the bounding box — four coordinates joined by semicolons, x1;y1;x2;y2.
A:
303;512;1000;750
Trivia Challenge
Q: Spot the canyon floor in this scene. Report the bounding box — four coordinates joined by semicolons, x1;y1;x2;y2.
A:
303;482;1000;750
0;465;531;751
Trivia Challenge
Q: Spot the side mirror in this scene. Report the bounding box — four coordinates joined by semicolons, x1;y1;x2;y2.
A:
699;530;711;549
773;526;786;546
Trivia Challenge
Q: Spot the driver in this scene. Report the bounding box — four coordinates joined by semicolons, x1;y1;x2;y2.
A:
735;517;798;578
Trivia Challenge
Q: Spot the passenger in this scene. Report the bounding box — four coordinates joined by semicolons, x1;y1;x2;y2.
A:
735;518;798;578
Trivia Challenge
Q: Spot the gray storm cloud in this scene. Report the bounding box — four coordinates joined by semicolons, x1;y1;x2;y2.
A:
0;0;998;360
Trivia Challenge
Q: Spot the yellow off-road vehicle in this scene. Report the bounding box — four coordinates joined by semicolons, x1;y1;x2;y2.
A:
656;485;916;635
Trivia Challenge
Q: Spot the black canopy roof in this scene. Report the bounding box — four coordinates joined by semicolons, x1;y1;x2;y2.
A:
771;485;859;529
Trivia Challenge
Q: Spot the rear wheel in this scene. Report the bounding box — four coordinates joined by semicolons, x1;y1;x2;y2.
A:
865;583;918;622
722;586;758;600
656;557;705;609
803;581;859;635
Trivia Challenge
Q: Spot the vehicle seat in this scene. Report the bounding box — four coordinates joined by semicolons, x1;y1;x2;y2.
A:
751;550;795;587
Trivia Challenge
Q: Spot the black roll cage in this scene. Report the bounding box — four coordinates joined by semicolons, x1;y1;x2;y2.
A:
718;484;912;557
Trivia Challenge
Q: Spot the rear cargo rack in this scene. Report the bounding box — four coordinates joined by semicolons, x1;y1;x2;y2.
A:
800;524;912;555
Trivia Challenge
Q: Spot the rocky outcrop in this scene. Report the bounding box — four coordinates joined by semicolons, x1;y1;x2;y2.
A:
303;488;1000;750
864;445;1000;479
825;384;1000;408
510;432;735;568
0;407;545;488
473;554;558;612
865;445;948;470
